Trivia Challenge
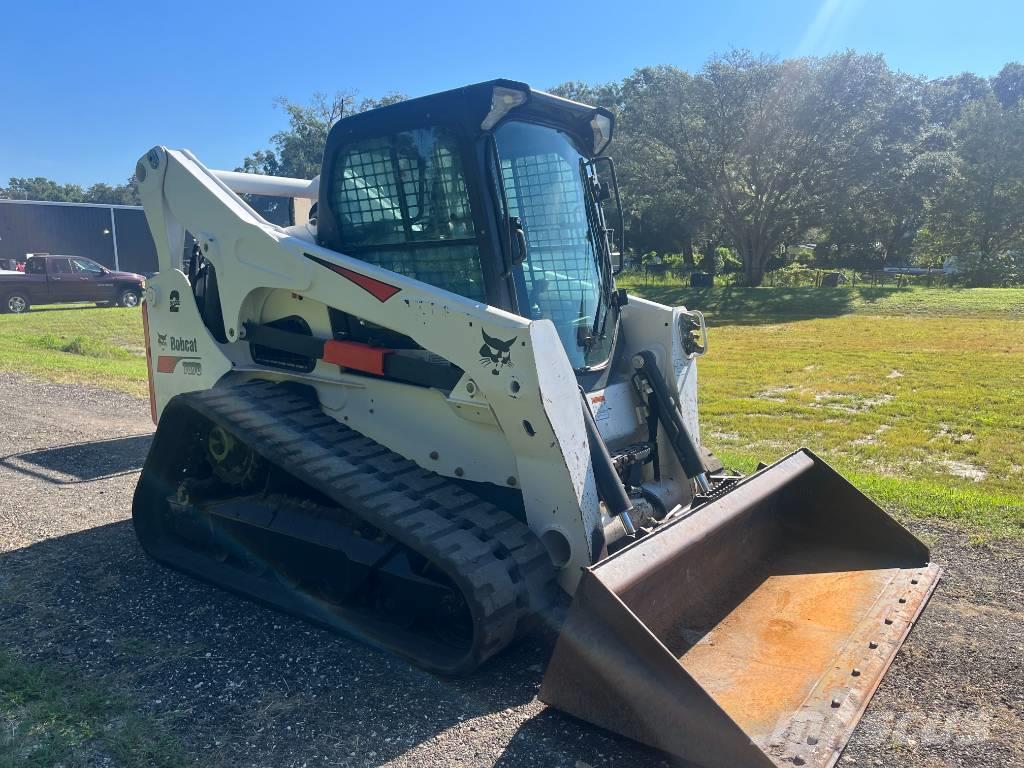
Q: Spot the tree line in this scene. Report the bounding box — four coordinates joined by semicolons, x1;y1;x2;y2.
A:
551;53;1024;286
0;176;140;206
5;53;1022;286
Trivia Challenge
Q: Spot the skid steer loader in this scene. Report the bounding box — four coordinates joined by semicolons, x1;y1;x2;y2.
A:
133;80;940;768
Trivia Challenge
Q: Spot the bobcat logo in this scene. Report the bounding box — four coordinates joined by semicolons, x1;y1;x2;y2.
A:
157;333;167;349
479;329;516;375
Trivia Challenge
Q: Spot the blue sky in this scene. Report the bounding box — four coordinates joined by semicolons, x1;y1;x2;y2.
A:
2;0;1021;186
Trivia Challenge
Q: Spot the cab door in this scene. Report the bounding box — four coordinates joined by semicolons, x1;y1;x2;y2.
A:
45;257;78;302
69;258;110;302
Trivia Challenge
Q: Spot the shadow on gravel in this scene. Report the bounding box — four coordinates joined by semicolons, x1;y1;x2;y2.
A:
495;708;669;767
0;519;665;766
4;520;1020;767
0;434;151;484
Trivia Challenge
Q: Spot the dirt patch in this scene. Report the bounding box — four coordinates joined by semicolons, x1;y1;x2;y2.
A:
707;429;742;441
852;424;892;446
754;385;796;402
933;424;976;444
812;391;895;413
937;459;989;482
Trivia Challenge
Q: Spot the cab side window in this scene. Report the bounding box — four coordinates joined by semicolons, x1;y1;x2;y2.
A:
26;259;46;275
50;258;74;274
72;258;104;275
328;127;485;302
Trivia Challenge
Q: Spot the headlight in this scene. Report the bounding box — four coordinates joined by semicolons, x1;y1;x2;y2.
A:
591;113;613;154
481;87;528;130
677;311;707;357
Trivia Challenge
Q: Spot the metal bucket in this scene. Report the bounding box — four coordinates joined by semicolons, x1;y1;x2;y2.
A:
541;449;941;768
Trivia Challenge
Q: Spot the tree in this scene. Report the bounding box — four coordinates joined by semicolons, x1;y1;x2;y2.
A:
1;177;85;202
613;66;716;261
239;91;406;179
923;72;991;124
817;75;956;269
922;95;1024;284
554;68;720;261
0;176;139;204
668;52;920;284
84;178;140;205
992;62;1024;109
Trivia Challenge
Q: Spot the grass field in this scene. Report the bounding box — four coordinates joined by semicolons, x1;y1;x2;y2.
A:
618;282;1024;538
617;278;1024;321
0;304;147;397
1;287;1021;537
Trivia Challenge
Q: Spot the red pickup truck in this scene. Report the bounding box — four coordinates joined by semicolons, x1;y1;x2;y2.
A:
0;255;145;314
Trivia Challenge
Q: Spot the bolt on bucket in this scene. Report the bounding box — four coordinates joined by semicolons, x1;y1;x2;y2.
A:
541;449;941;768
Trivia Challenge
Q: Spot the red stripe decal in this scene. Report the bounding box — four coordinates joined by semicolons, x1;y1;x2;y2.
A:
305;253;400;302
156;355;189;373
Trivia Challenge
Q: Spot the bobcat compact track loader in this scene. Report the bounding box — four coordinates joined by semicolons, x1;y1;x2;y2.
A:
133;80;940;768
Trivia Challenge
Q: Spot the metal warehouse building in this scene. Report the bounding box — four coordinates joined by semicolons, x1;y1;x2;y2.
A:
0;195;295;275
0;199;160;274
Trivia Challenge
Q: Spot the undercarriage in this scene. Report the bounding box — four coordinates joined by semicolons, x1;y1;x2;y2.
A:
134;380;555;673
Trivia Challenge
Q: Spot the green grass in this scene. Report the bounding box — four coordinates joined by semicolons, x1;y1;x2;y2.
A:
0;304;147;396
621;282;1024;538
0;649;185;768
616;279;1024;322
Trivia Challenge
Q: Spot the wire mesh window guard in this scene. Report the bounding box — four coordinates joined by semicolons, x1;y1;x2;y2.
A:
496;121;606;368
329;128;484;301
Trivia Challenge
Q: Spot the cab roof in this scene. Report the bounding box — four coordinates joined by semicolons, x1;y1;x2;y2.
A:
326;79;615;158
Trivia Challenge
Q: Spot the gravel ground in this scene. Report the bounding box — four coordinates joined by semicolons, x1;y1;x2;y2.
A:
0;372;1021;768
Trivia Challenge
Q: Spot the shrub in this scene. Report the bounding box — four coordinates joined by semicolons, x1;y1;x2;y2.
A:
947;251;1024;287
769;263;819;287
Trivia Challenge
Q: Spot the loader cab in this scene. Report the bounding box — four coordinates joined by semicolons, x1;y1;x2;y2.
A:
317;80;622;372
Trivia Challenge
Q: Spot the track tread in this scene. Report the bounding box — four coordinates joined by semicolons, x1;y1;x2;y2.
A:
139;380;557;673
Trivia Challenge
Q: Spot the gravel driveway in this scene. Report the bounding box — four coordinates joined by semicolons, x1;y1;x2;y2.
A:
1;372;1021;767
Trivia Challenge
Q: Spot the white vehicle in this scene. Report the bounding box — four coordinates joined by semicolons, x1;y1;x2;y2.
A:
132;80;940;768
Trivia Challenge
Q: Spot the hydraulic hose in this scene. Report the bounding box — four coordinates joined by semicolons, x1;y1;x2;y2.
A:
631;350;711;494
579;388;635;535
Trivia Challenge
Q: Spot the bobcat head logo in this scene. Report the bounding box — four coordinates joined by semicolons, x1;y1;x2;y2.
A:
157;333;167;349
479;329;516;375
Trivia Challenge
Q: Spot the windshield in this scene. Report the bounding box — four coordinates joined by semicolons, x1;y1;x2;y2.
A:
494;121;615;370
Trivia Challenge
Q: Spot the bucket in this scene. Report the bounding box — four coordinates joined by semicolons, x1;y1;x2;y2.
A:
541;449;941;768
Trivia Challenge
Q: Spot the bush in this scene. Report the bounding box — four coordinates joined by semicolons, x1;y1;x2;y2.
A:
769;264;819;287
947;251;1024;287
697;246;741;275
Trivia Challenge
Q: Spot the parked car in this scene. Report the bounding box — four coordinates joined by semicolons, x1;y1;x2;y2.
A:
0;255;145;314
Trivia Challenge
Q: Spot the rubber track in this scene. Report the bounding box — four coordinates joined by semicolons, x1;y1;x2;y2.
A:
152;380;556;673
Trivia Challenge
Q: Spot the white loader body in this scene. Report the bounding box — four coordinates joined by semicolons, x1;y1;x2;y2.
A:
138;146;703;592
